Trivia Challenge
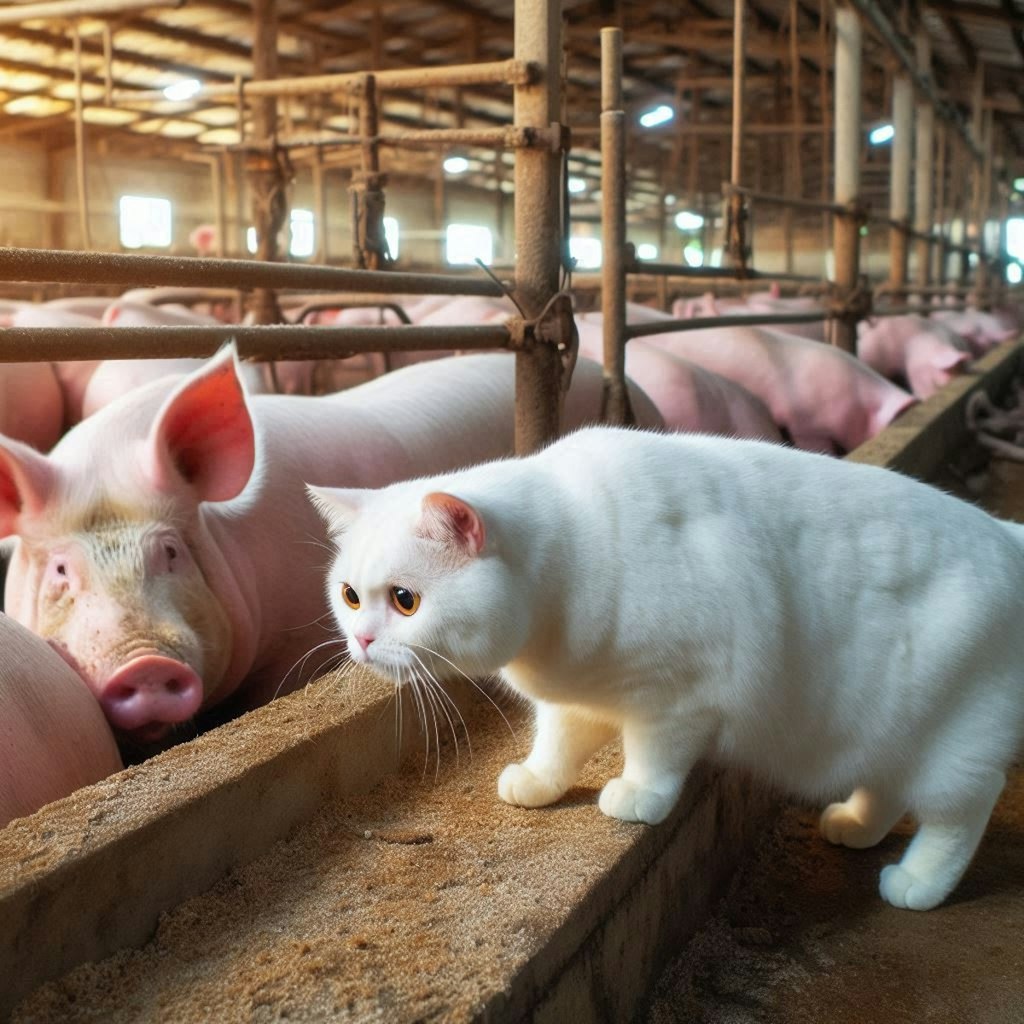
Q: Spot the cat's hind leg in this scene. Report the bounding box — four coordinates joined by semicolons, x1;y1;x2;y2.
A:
820;786;905;849
879;770;1005;911
599;714;715;825
498;700;616;809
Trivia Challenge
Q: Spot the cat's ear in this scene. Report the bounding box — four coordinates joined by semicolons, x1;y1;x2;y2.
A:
417;491;485;556
307;484;367;536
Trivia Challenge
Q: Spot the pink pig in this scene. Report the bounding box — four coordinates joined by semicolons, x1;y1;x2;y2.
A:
575;314;782;442
0;361;65;452
0;613;123;827
0;347;658;742
857;316;972;400
930;308;1017;356
640;324;916;454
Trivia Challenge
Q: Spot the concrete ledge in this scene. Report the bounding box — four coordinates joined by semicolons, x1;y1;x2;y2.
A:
847;339;1022;477
4;344;1019;1021
0;674;401;1017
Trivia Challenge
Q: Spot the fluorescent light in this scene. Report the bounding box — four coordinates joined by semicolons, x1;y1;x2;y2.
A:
443;156;469;175
162;79;201;102
639;104;673;128
1014;176;1024;193
674;210;704;231
1008;263;1022;285
636;243;658;261
664;194;677;205
869;123;894;145
567;176;587;194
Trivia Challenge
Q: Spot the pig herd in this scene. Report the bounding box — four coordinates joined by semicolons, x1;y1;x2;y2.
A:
0;286;1019;827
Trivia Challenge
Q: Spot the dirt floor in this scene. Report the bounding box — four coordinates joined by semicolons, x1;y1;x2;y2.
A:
646;455;1024;1024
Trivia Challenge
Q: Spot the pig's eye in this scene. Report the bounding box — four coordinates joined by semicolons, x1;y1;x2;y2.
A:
55;562;67;577
341;583;360;609
165;543;178;564
390;586;420;616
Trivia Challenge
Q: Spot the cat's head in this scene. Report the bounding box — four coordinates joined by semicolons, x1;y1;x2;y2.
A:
309;482;531;685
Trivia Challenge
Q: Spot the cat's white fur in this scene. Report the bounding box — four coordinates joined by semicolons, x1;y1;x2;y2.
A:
311;426;1024;911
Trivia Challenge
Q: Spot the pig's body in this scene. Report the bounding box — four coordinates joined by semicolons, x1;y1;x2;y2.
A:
0;362;65;452
0;350;659;741
930;309;1017;356
0;613;123;827
102;300;221;327
575;315;781;442
857;316;971;400
641;324;916;453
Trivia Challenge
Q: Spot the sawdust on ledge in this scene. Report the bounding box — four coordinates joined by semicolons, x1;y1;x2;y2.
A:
12;706;645;1023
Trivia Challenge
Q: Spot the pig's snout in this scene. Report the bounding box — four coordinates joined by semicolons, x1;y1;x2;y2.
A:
100;655;203;734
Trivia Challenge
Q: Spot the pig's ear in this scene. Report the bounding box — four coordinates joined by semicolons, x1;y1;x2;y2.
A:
416;492;485;556
937;348;971;371
144;345;255;503
307;485;366;537
0;436;55;536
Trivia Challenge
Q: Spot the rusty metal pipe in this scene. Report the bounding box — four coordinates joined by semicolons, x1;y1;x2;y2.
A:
110;60;536;105
0;247;507;296
0;324;513;363
600;27;629;426
625;310;829;340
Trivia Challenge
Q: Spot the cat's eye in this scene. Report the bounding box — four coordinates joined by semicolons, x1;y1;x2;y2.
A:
341;583;360;609
390;586;420;616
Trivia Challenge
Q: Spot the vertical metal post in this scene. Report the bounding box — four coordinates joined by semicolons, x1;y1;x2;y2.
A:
513;0;565;455
832;4;861;352
600;27;629;426
211;156;225;258
352;75;387;270
785;0;802;276
249;0;286;324
934;123;947;284
975;108;994;307
913;27;934;294
72;24;91;250
726;0;747;271
312;152;327;264
889;70;913;299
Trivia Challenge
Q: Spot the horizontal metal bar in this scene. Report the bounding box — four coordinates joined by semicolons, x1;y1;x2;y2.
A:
242;126;553;152
622;260;823;284
0;0;180;25
109;60;536;105
871;304;969;315
625;310;829;338
0;324;514;363
0;247;507;297
723;183;850;217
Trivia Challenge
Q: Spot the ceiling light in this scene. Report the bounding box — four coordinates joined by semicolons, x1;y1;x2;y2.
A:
639;104;673;128
869;123;894;145
443;156;469;175
674;210;704;231
163;79;202;102
567;176;587;194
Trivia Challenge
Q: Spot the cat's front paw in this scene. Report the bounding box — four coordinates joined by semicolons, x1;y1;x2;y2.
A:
497;763;565;808
879;864;948;911
598;777;675;824
820;802;885;849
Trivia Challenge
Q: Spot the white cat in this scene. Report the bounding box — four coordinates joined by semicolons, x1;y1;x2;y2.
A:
310;426;1024;911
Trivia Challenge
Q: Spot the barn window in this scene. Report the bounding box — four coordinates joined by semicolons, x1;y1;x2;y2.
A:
636;243;658;261
383;216;400;260
289;209;315;258
446;224;492;266
118;196;172;249
569;236;602;269
246;226;257;254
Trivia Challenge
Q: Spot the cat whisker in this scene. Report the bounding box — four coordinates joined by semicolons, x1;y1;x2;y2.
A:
412;654;462;768
410;649;472;764
274;636;347;699
412;661;444;783
403;663;432;779
406;642;517;745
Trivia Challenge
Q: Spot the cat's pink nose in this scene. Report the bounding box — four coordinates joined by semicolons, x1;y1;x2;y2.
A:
355;633;375;653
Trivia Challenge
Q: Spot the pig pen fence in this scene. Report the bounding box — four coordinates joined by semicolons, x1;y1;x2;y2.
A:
590;5;1022;428
1;0;1023;1019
